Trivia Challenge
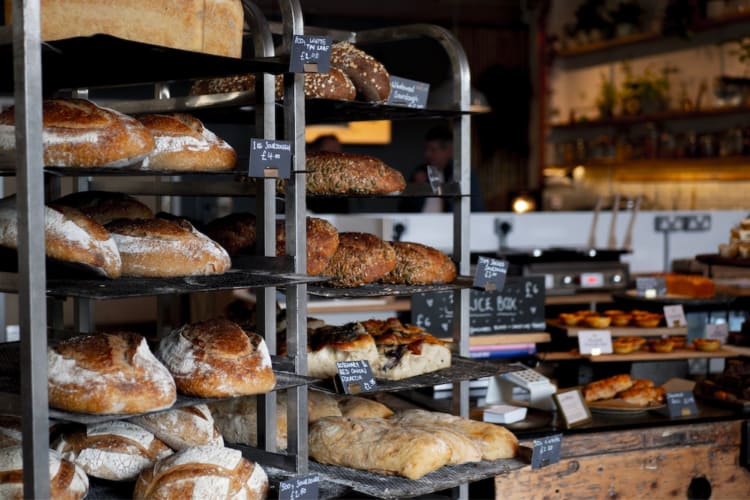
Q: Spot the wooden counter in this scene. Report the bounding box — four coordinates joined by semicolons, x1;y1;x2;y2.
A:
496;418;750;498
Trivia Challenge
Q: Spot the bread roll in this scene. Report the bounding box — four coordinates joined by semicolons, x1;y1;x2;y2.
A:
106;217;231;277
391;410;519;461
0;446;88;500
330;42;391;102
382;241;457;285
203;213;257;256
54;421;173;481
337;396;393;419
133;446;268;500
129;405;224;451
48;332;176;415
190;69;356;100
309;416;451;480
0;99;154;167
52;190;154;225
276;217;339;275
0;196;122;279
0;416;21;449
157;318;276;398
323;232;396;287
306;151;406;195
137;114;237;171
308;323;379;378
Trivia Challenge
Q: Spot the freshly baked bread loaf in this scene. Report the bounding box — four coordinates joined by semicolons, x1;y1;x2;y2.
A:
0;416;21;448
0;446;88;500
133;446;268;500
391;409;519;460
157;318;276;398
52;190;154;225
309;416;451;480
54;421;173;481
106;217;231;277
616;386;666;407
204;213;257;255
190;69;356;100
402;425;482;465
382;241;457;285
583;374;634;402
308;323;379;378
323;232;396;287
130;405;224;451
0;197;122;278
202;0;244;57
276;217;339;275
48;332;177;415
330;42;391;102
337;396;393;419
309;390;344;423
306;151;406;195
137;114;237;171
0;99;154;167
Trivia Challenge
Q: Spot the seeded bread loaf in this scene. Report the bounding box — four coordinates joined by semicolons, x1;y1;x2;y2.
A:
322;232;396;287
330;42;391;102
382;241;457;285
306;151;405;195
275;217;339;275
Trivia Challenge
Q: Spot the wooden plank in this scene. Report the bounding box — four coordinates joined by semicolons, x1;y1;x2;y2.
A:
724;345;750;357
545;293;613;306
548;319;687;338
441;333;551;346
537;348;738;363
496;442;750;499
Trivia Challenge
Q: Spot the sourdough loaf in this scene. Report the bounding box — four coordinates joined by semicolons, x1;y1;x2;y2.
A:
130;405;224;451
306;151;406;195
0;446;88;500
52;190;154;225
203;213;257;255
322;232;396;287
276;217;339;275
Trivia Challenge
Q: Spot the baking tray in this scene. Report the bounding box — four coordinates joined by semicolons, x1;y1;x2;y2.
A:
313;357;522;394
39;270;322;300
309;276;474;298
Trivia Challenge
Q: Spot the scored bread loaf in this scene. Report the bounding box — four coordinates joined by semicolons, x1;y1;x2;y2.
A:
382;241;457;285
0;415;21;449
0;446;88;500
137;114;237;171
54;421;173;481
322;232;396;287
0;99;154;167
309;416;451;480
189;69;356;100
157;318;276;398
308;323;379;378
0;197;122;279
129;404;224;451
48;332;177;415
52;190;154;225
330;42;391;102
276;217;339;275
336;396;393;419
106;217;231;277
391;409;519;460
306;151;406;195
133;446;268;500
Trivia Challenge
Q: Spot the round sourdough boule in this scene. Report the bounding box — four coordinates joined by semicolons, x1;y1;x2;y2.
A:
276;217;339;275
52;190;154;225
306;151;406;195
0;98;154;167
157;318;276;398
53;421;173;481
382;241;457;285
105;217;231;277
129;404;224;451
330;42;391;102
47;332;177;415
133;445;268;500
322;232;396;287
0;415;21;448
203;212;257;255
0;446;89;500
137;113;237;171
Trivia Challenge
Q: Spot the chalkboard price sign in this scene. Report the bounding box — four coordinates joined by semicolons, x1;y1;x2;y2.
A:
411;276;545;336
665;391;698;418
279;474;320;500
249;139;292;179
289;35;332;73
531;434;562;469
387;76;430;108
334;360;377;395
474;257;508;291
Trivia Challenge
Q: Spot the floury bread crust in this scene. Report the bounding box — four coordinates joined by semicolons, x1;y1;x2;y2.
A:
52;191;154;226
0;446;88;500
307;322;379;378
47;332;176;415
0;99;154;167
129;404;224;451
157;319;276;398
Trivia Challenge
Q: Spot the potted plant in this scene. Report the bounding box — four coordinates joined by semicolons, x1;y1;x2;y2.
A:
595;73;618;118
619;63;673;115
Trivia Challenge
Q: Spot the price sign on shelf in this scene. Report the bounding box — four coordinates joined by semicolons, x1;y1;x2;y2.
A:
577;330;613;355
706;323;729;344
334;360;377;395
387;76;430;109
663;305;687;328
279;474;320;500
665;391;698;418
249;139;292;179
474;257;509;292
531;434;563;469
289;35;332;73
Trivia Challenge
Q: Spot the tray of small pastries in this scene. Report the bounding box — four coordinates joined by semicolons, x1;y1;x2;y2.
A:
550;309;687;337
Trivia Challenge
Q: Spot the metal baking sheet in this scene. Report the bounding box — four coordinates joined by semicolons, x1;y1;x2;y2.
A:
314;357;522;394
87;479;134;500
44;270;323;300
308;276;474;298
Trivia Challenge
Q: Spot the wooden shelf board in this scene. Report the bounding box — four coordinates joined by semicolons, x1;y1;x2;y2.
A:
547;319;687;338
538;348;737;363
545;293;614;305
723;345;750;357
441;332;551;346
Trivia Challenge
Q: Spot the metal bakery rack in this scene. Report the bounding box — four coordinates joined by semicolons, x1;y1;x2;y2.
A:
3;0;524;498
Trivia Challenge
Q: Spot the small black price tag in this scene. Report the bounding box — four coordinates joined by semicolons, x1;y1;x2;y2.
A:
249;139;292;179
387;76;430;109
665;391;698;418
474;257;508;292
334;360;377;395
289;35;332;73
531;434;562;469
636;277;667;298
279;474;320;500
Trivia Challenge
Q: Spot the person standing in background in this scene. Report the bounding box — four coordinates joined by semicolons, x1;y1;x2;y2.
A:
399;125;485;212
